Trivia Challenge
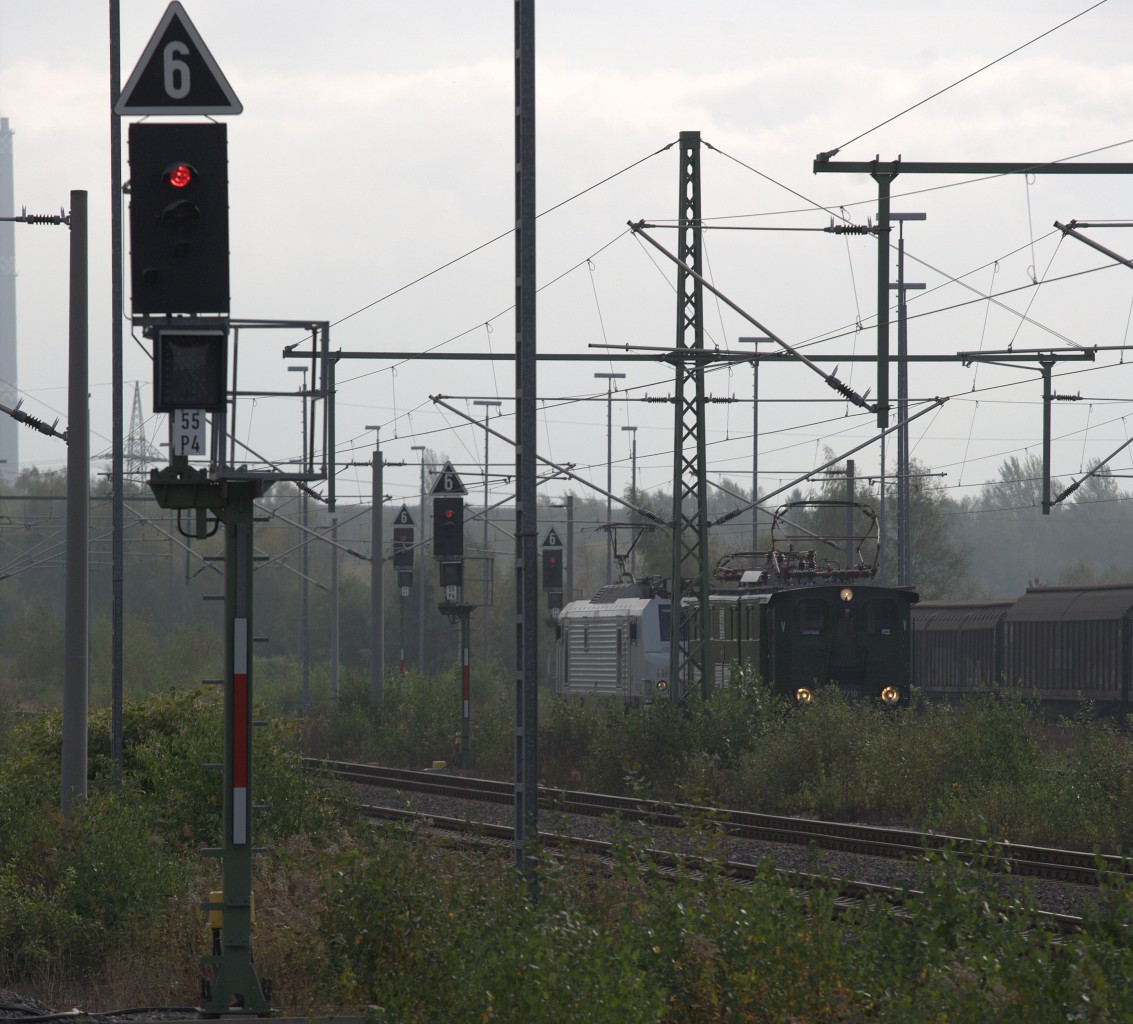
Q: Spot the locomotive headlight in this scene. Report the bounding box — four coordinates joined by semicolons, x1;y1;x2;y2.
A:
796;687;813;703
881;686;900;705
839;588;854;603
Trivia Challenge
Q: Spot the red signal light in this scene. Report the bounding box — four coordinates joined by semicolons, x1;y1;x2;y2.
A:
167;163;194;188
444;510;455;521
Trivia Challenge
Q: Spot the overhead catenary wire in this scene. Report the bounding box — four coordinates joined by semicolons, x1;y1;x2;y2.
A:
786;227;1092;354
626;221;874;411
431;395;667;526
702;136;1133;226
257;118;1133;522
260;116;1133;521
285;141;677;348
713;399;949;528
822;1;1110;155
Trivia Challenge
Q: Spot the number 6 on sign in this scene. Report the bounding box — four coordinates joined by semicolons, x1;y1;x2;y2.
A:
172;408;206;457
163;41;191;99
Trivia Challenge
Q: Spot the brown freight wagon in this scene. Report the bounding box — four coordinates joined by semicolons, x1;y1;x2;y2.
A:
912;585;1133;715
1004;584;1133;713
912;600;1012;700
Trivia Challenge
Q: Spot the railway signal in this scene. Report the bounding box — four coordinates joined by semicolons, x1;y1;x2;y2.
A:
152;327;227;412
427;463;472;766
393;505;415;595
432;497;464;561
541;527;563;591
128;121;230;315
430;461;467;562
393;506;415;569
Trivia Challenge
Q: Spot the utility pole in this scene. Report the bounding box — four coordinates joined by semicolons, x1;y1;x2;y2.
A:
813;153;1133;504
62;191;89;818
7;198;92;815
890;213;925;588
514;0;539;895
288;365;309;713
621;425;637;579
411;444;426;672
565;495;574;603
473;399;501;659
109;2;126;782
738;336;772;555
367;429;384;711
595;372;625;585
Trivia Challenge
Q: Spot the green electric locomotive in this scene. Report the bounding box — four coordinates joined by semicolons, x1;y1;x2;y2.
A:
688;501;919;704
556;501;919;706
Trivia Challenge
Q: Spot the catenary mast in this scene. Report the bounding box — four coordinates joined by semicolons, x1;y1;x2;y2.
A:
0;119;20;481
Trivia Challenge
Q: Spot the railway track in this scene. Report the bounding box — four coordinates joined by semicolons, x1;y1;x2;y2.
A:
309;758;1130;888
334;769;1084;936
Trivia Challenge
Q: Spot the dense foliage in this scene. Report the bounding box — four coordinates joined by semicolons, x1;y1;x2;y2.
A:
5;683;1133;1020
323;827;1133;1024
0;689;353;989
537;683;1133;852
309;668;1133;854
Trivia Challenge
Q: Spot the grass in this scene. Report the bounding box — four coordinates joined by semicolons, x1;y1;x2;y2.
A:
292;666;1133;851
5;676;1133;1020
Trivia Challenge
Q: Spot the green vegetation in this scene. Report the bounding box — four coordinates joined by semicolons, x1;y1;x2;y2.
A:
0;689;356;1005
307;669;1133;854
5;685;1133;1021
322;830;1133;1024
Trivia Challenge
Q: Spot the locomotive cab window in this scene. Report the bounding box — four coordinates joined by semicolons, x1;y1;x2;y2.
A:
865;599;896;636
798;600;827;636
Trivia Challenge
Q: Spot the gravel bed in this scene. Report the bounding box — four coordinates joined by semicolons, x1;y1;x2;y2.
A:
357;783;1105;921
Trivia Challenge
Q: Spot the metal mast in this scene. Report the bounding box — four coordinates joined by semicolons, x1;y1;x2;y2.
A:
513;0;539;895
0;119;19;481
668;131;712;700
125;381;162;482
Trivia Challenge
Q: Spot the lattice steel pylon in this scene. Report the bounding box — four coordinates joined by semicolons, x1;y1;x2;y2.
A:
125;381;163;482
668;131;712;701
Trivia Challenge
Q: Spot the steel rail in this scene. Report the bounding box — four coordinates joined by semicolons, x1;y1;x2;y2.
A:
313;759;1131;888
357;800;1083;935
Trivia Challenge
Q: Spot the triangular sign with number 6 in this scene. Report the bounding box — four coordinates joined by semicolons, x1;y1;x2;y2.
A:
116;2;242;115
430;461;468;496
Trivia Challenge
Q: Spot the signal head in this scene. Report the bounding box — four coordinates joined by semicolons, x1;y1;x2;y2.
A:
165;162;195;189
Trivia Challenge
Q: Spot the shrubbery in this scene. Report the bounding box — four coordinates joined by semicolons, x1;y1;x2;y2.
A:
0;689;353;988
319;821;1133;1023
303;664;1133;851
6;674;1133;1019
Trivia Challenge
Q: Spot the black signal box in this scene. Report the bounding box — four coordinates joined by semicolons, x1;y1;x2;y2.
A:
393;526;414;568
128;121;229;315
432;497;464;560
542;547;563;591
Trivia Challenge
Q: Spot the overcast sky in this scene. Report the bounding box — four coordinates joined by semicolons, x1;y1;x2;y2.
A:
2;1;1133;529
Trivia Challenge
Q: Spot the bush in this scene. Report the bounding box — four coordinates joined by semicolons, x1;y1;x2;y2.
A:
0;688;353;987
321;820;1133;1023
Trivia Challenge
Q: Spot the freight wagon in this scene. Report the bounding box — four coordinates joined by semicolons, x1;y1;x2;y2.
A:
912;584;1133;714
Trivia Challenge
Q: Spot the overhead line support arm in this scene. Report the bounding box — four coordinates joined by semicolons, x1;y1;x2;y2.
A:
627;220;874;412
1055;220;1133;272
